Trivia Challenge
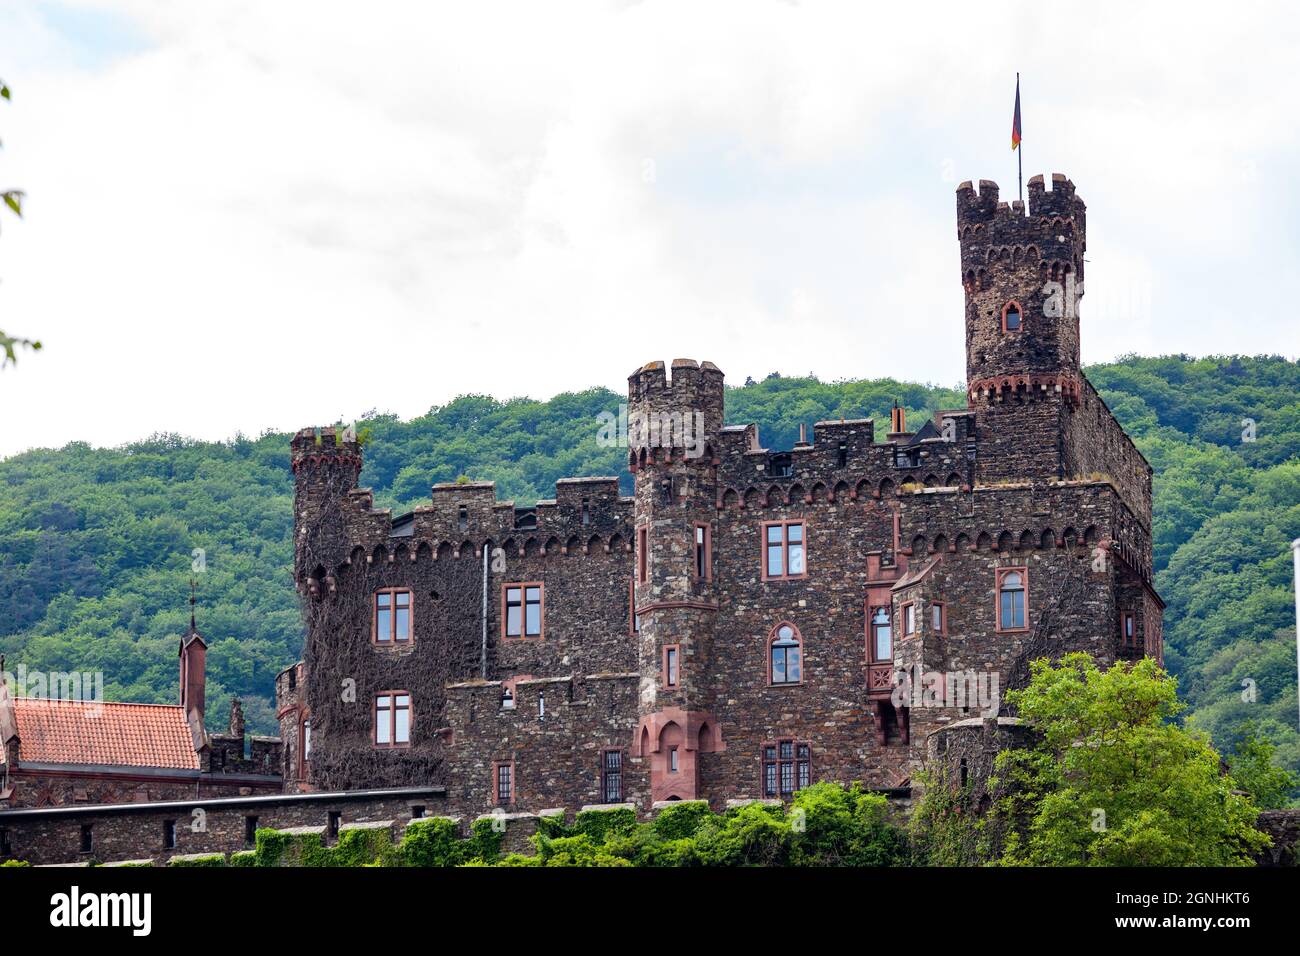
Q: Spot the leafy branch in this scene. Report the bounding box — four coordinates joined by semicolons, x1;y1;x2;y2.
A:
1;79;41;368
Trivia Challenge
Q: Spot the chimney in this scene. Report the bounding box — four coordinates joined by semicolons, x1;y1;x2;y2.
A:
228;696;245;738
889;402;906;435
179;631;207;723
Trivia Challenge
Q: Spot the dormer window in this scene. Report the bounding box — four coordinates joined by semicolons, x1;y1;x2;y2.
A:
1002;301;1023;332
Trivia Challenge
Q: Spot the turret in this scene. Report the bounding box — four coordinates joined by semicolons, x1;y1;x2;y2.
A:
626;359;727;802
290;426;363;588
957;174;1086;394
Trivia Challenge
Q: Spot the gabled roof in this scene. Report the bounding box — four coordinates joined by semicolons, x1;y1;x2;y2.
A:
9;698;200;771
891;555;942;591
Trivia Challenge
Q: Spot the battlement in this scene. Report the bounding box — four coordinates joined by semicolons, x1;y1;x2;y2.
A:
627;358;724;399
956;173;1085;247
290;426;363;474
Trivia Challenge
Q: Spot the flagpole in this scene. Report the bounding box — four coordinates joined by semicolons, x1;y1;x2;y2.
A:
1017;72;1023;204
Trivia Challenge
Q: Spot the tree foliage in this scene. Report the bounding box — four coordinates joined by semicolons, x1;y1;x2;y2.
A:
912;653;1272;866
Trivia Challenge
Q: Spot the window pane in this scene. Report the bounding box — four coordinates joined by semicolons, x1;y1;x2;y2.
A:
525;602;541;636
395;590;409;608
787;542;804;575
376;593;392;609
507;605;521;636
779;741;793;759
376;608;391;641
1012;593;1024;628
932;605;942;629
764;763;777;797
394;705;410;743
780;762;794;794
787;647;801;682
375;710;390;745
767;525;783;544
394;607;409;641
787;523;803;543
771;647;786;683
767;543;783;577
875;625;892;660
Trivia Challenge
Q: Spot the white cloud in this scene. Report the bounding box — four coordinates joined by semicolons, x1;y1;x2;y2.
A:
0;0;1297;456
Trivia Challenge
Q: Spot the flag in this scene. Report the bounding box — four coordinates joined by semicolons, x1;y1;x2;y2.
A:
1011;75;1022;150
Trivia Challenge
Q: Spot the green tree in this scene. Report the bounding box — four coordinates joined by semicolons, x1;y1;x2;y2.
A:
1228;726;1299;810
989;654;1269;866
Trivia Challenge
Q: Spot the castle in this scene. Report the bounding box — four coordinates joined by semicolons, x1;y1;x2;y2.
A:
280;172;1163;818
0;173;1171;864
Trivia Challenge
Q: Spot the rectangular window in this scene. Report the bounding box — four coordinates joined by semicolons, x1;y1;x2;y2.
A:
601;750;623;803
669;746;679;772
495;762;514;805
163;819;177;850
244;816;258;848
80;824;93;854
693;523;712;580
903;602;915;636
869;605;893;662
664;645;679;687
629;576;639;634
931;602;945;633
762;740;811;797
328;811;341;841
763;521;806;580
374;588;412;644
503;583;543;638
1122;611;1136;647
374;692;411;747
637;526;649;583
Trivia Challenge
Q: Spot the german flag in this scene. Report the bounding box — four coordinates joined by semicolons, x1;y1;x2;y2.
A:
1011;75;1022;150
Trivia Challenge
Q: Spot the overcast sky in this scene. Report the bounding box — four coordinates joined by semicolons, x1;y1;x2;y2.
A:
0;1;1297;458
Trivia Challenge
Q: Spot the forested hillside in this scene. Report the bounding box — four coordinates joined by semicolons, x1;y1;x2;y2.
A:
1;356;1296;780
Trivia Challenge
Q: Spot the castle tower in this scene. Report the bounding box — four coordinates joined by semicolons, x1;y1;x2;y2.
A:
627;359;727;802
290;426;363;592
957;174;1088;486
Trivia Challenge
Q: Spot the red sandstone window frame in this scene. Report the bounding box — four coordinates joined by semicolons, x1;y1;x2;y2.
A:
931;602;946;635
867;603;893;663
628;575;639;635
761;739;812;798
761;520;808;581
298;711;312;780
372;587;413;645
1121;611;1137;648
373;691;412;749
494;760;515;806
901;601;916;637
995;567;1030;632
637;525;649;584
502;582;544;640
601;749;624;803
662;644;680;688
693;523;713;581
1001;300;1024;333
767;621;804;686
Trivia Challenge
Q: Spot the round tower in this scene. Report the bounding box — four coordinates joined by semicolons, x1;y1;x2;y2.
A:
957;175;1088;485
957;173;1086;397
626;359;727;803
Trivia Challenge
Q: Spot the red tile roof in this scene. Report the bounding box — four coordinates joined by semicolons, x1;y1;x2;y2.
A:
11;698;199;771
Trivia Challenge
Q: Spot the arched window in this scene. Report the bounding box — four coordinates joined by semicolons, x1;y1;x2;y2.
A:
1001;301;1023;332
870;606;892;662
997;569;1027;630
769;623;803;685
